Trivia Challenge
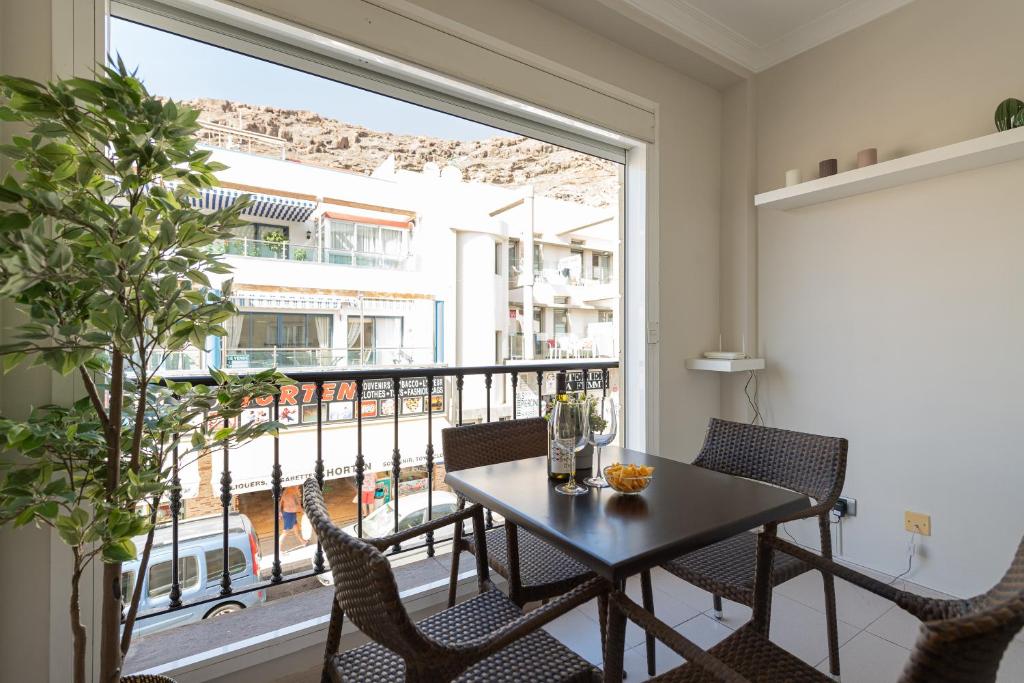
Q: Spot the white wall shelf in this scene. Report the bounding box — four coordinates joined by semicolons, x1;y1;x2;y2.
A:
754;126;1024;210
685;357;765;372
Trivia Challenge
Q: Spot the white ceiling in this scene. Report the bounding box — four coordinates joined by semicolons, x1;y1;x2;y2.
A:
604;0;916;72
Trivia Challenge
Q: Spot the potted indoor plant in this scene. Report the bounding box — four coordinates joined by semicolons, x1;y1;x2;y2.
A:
0;63;287;683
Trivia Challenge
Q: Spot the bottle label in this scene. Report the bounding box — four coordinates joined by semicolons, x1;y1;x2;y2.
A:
550;438;574;474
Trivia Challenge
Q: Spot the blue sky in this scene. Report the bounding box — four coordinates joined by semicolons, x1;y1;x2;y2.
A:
109;17;509;141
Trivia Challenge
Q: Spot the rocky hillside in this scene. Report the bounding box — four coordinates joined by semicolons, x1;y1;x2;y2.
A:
184;98;618;207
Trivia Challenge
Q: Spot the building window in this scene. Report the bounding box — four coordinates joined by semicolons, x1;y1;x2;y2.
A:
234;312;332;350
226;312;332;368
495;241;502;275
347;316;404;364
598;310;613;323
533;306;544;333
554;309;569;335
533;243;543;274
326;219;407;268
592;252;611;282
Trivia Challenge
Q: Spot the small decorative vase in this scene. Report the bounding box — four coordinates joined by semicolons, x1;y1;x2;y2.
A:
857;148;878;168
819;158;838;178
995;98;1024;131
785;168;802;186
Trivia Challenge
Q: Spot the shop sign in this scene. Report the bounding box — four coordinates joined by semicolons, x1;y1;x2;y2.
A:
238;376;445;427
564;369;608;393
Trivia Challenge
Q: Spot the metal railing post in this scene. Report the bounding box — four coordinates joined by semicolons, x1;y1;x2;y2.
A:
511;371;519;419
456;374;464;426
537;371;544;417
168;441;182;609
484;373;492;422
271;395;283;583
425;375;435;557
220;416;233;595
313;380;326;575
391;377;402;552
355;378;365;538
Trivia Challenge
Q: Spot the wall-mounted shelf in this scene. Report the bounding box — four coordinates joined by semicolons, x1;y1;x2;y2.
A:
686;357;765;372
754;126;1024;210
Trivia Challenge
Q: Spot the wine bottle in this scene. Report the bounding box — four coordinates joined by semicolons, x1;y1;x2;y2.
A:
547;371;571;481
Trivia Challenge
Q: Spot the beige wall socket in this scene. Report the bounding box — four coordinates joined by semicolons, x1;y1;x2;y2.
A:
904;511;931;536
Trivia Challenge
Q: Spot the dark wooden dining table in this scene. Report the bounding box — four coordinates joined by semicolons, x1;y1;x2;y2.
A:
444;444;810;680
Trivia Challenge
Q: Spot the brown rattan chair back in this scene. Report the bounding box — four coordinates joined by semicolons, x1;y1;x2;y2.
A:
898;538;1024;683
694;418;848;505
442;417;548;473
302;479;433;662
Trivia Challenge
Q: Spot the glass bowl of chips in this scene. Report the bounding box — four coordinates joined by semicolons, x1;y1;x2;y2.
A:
603;463;654;495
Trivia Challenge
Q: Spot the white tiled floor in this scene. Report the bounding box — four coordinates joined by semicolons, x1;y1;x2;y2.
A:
542;564;1024;681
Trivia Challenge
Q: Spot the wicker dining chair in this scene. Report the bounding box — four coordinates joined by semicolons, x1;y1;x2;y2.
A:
442;418;598;608
657;418;847;678
302;478;604;683
603;533;1024;683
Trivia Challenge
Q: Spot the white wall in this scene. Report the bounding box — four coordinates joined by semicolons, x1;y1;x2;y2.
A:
750;0;1024;596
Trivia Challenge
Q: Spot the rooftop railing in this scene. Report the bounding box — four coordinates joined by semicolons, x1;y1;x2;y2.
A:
197;120;289;160
136;360;618;631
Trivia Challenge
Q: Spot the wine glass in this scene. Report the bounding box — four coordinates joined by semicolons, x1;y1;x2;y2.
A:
584;396;618;488
552;397;589;496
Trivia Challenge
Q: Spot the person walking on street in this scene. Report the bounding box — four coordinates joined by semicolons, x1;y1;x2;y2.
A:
280;485;305;551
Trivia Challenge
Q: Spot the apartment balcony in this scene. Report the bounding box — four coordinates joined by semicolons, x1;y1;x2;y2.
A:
219;346;435;370
151;346;438;375
120;361;620;676
216;237;414;271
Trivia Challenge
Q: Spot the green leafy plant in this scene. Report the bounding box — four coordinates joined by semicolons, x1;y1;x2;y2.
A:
0;62;288;683
263;228;288;258
995;97;1024;132
293;246;307;261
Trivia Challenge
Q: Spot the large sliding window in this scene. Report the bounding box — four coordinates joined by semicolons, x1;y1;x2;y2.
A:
346;316;404;365
327;219;407;268
108;2;637;653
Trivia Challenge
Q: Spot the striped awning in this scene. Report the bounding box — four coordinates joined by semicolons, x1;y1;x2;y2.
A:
188;187;317;223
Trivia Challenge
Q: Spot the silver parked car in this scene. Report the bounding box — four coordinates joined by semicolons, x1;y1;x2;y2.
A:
123;512;267;637
314;490;459;586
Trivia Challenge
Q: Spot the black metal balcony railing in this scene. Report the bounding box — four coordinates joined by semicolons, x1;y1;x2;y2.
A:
140;360;618;622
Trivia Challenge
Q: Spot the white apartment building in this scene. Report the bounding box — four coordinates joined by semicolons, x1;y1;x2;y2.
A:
171;124;620;529
175;124;620;379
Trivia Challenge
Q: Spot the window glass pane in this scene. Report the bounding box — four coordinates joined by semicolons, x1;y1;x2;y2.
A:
205;548;248;582
329;220;355;250
250;313;278;348
357;224;378;253
398;510;424;531
279;314;306;347
380;228;403;256
148;556;199;598
432;503;457;517
308;315;331;348
554;309;569;335
121;571;136;603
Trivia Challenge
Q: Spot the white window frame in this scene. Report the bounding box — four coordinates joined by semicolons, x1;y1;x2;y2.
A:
61;1;660;678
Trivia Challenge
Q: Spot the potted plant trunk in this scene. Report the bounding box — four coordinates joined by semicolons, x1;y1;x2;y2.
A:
0;63;287;683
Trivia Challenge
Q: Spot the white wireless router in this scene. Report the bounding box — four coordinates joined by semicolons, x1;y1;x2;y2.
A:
703;335;747;360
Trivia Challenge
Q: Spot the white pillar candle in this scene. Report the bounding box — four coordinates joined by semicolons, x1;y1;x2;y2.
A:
785;168;802;186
